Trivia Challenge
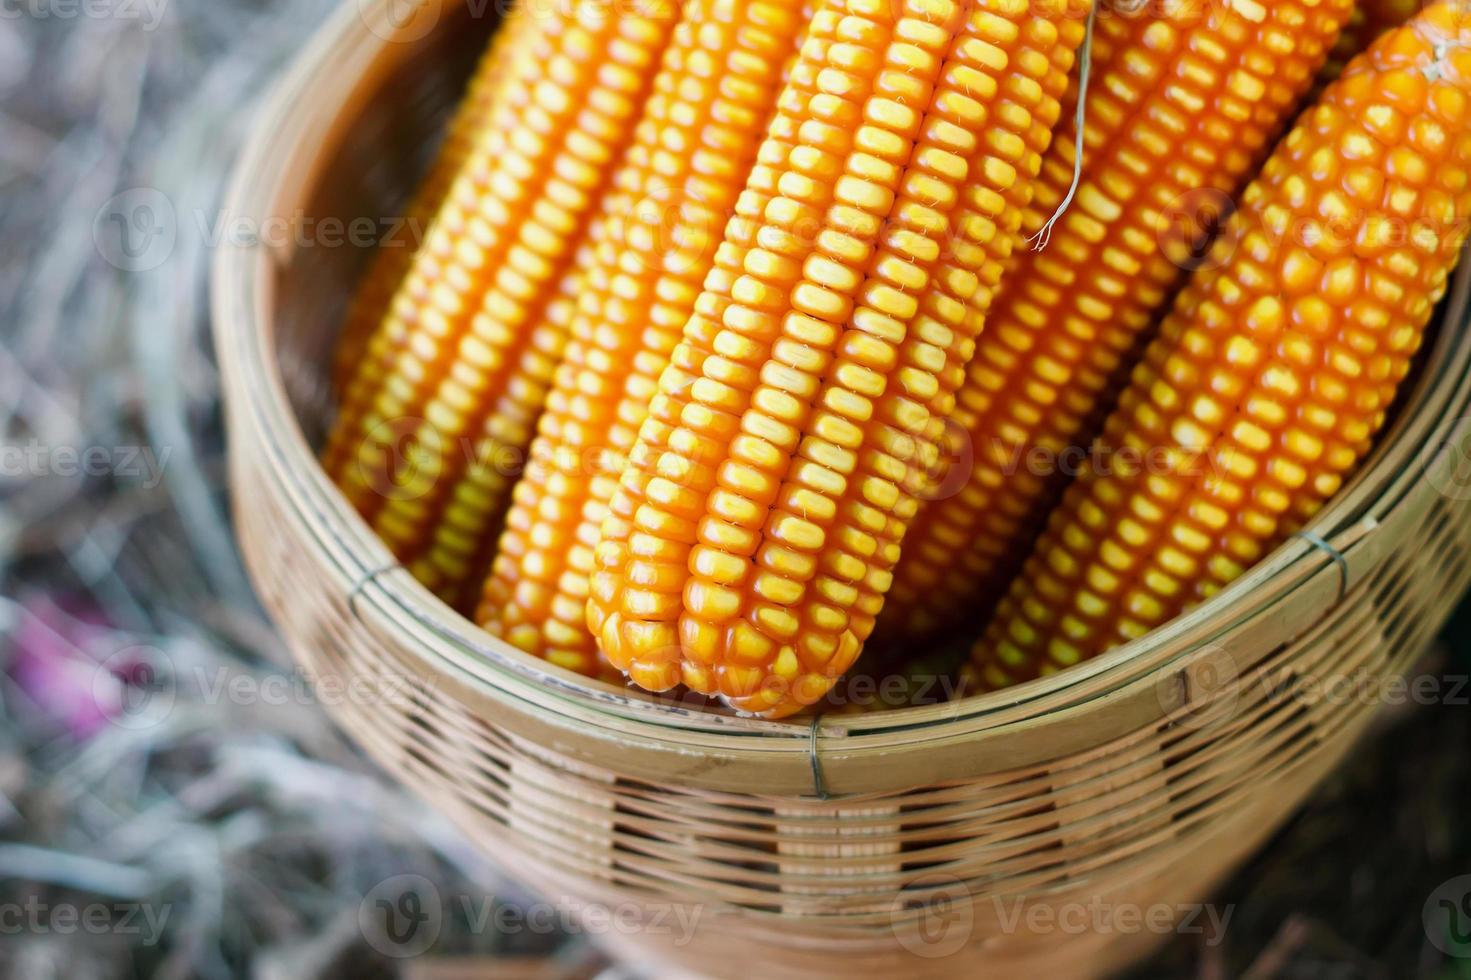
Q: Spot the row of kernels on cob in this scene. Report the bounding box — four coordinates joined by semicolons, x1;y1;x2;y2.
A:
587;0;1091;715
972;0;1471;688
586;0;932;704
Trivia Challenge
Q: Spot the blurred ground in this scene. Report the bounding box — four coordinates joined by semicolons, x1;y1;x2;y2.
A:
0;1;1468;978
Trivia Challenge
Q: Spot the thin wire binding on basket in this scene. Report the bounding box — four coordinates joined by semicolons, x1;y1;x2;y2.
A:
213;1;1471;977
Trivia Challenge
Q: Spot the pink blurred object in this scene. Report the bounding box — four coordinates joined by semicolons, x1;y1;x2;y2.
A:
6;595;152;740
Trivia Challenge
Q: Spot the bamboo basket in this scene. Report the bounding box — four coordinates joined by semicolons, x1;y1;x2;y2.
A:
213;2;1471;976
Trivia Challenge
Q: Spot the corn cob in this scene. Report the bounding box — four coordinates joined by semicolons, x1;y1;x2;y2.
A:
476;0;810;676
324;1;680;609
331;8;533;395
877;0;1358;645
972;0;1471;689
1320;0;1422;86
586;0;1092;716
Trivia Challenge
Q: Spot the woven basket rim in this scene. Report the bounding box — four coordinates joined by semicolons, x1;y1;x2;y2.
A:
212;0;1471;792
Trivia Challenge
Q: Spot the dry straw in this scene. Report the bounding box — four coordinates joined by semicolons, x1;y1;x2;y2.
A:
213;2;1471;976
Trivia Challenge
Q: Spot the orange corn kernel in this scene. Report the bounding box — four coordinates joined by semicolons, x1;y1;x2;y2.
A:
1320;0;1423;86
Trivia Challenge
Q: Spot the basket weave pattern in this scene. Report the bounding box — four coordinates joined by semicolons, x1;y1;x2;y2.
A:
214;3;1471;976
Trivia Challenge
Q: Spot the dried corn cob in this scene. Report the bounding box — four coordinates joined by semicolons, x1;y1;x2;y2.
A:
324;1;680;608
477;0;810;676
973;0;1471;689
878;0;1358;644
1320;0;1422;86
331;8;533;395
586;0;1092;716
